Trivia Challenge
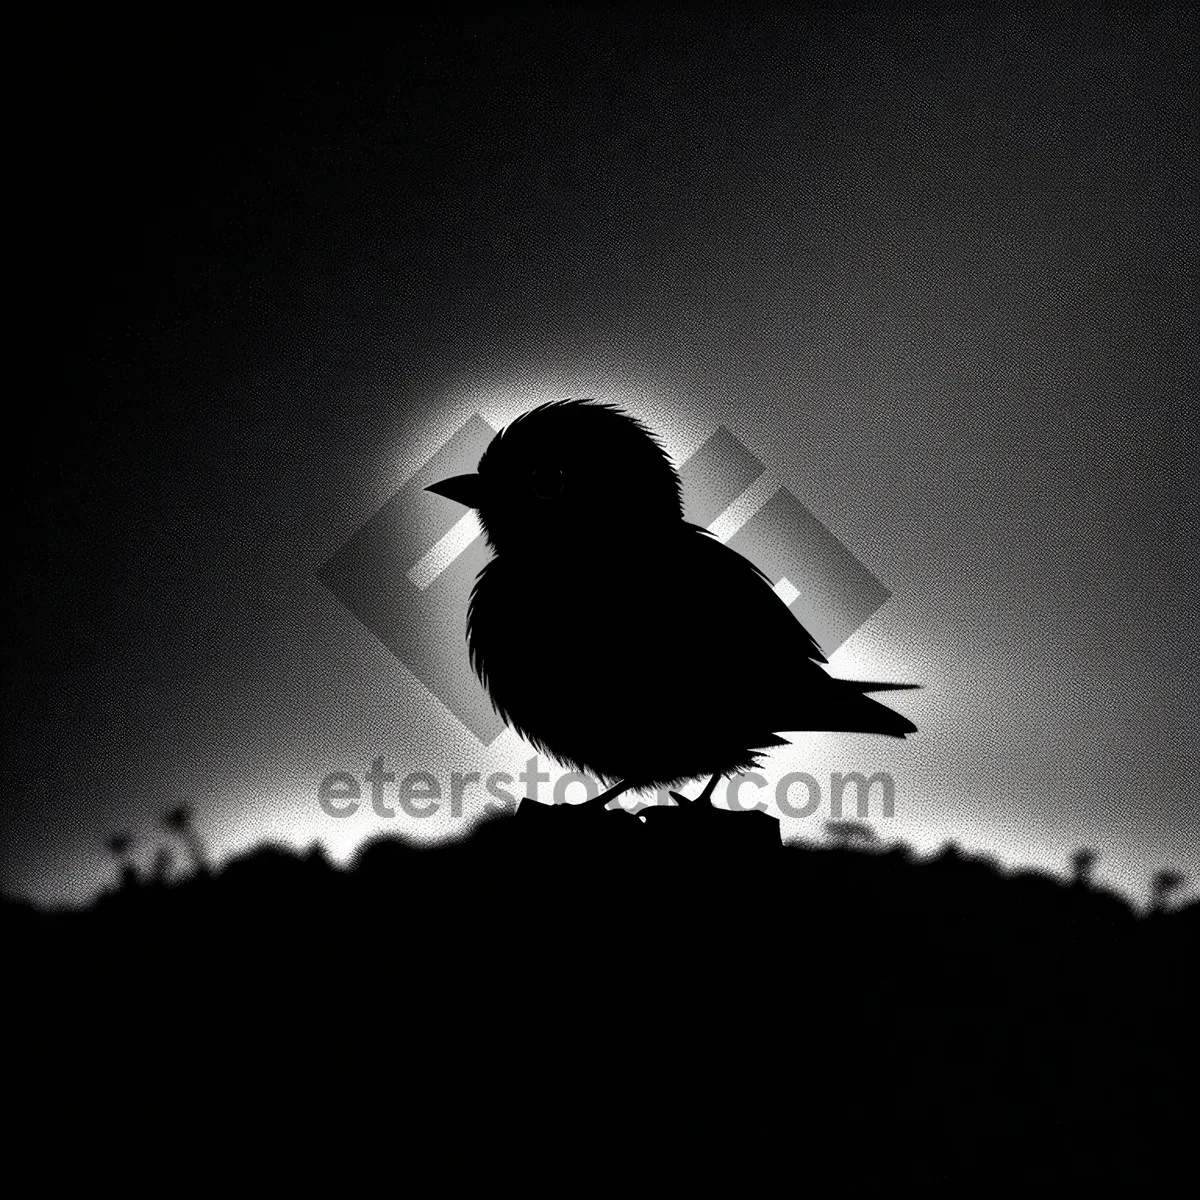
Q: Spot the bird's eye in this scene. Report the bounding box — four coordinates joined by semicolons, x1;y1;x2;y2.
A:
530;465;564;499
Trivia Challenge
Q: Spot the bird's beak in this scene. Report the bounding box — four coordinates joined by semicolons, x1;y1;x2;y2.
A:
425;473;484;509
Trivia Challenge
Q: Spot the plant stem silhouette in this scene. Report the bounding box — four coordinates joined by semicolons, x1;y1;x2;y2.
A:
162;805;209;877
1150;869;1187;913
105;832;140;890
1071;848;1098;888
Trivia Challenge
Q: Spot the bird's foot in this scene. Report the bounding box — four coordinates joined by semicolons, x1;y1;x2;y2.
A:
581;781;635;812
580;796;619;813
668;789;715;809
668;773;722;809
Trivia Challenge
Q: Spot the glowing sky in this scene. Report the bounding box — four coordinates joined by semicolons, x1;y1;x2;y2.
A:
5;8;1196;908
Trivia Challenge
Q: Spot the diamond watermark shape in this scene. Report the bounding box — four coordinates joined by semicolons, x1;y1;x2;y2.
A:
319;416;892;743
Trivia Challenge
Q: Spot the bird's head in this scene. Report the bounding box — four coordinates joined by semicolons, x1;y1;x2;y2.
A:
427;399;683;556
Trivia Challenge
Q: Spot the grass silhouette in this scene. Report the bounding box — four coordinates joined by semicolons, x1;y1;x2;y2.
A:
5;799;1194;1194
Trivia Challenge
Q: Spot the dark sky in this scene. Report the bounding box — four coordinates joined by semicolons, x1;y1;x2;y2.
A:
5;5;1197;906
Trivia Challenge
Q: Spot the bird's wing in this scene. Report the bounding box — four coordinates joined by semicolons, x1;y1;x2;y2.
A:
662;525;828;665
637;529;915;739
601;528;829;730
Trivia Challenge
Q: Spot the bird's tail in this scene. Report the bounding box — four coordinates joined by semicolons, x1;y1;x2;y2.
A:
835;680;921;738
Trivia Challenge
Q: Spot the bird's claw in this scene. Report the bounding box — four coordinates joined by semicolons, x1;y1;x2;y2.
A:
669;790;713;808
581;790;629;812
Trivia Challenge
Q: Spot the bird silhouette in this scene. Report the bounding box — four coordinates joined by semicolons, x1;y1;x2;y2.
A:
427;399;918;811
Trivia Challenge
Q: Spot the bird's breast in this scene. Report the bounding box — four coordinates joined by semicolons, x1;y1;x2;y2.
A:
469;560;680;703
